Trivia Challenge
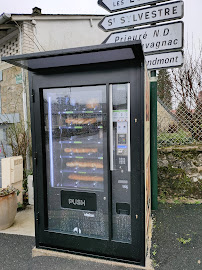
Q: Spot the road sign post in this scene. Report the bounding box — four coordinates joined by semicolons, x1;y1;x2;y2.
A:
150;71;158;210
145;50;183;70
98;0;172;12
99;1;184;31
104;21;184;54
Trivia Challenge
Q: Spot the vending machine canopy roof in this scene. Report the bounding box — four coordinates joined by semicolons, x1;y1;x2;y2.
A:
2;41;144;72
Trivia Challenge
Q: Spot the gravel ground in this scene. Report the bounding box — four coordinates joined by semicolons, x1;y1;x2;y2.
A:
151;203;202;270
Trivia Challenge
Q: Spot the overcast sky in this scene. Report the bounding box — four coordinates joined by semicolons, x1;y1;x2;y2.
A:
1;0;202;53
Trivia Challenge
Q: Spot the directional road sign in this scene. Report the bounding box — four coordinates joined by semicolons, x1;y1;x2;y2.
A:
103;21;184;54
98;0;171;13
99;1;184;31
145;50;183;70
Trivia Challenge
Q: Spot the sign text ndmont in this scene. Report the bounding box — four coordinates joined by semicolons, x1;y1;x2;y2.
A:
98;0;171;13
145;50;183;70
99;1;184;31
104;21;183;54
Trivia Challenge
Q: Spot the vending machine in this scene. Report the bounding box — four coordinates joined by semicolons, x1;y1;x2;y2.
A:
2;41;151;266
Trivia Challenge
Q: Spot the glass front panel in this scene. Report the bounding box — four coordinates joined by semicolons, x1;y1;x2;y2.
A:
43;85;109;239
110;83;131;243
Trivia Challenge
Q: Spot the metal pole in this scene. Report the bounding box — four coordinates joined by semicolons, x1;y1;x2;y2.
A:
150;70;158;210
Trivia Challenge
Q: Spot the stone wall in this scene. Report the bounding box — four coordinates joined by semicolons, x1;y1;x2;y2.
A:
157;145;202;199
0;66;23;120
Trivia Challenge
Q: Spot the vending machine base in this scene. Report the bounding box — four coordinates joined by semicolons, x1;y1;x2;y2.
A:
32;245;153;270
2;41;151;267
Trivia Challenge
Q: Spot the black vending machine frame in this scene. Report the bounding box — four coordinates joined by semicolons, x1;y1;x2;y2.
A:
2;41;148;266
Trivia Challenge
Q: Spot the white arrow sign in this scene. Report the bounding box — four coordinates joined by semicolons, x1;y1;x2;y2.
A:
98;0;171;13
99;1;184;31
145;51;183;70
104;21;183;54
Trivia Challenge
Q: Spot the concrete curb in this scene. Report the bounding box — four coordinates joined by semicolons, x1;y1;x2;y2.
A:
32;218;154;270
32;247;153;270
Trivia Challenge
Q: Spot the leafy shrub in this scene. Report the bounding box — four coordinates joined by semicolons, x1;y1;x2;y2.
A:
0;186;19;197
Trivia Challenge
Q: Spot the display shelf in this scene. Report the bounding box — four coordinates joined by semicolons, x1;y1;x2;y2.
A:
58;110;103;115
59;140;103;145
57;95;105;192
60;155;103;160
56;180;104;191
61;168;103;174
59;125;103;130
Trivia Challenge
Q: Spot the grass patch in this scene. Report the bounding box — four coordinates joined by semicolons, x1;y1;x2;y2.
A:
158;129;194;147
177;237;191;245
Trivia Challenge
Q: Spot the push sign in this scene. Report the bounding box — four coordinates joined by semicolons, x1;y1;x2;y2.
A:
61;190;97;211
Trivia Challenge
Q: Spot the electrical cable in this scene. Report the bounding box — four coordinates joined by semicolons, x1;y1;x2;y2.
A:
31;24;46;52
13;20;45;52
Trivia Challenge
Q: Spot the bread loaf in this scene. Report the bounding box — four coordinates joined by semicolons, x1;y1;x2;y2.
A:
86;98;99;109
66;161;103;168
65;118;96;124
69;174;103;182
64;148;98;153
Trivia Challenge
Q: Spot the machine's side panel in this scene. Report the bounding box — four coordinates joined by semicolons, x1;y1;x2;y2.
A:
144;67;151;255
28;71;40;247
